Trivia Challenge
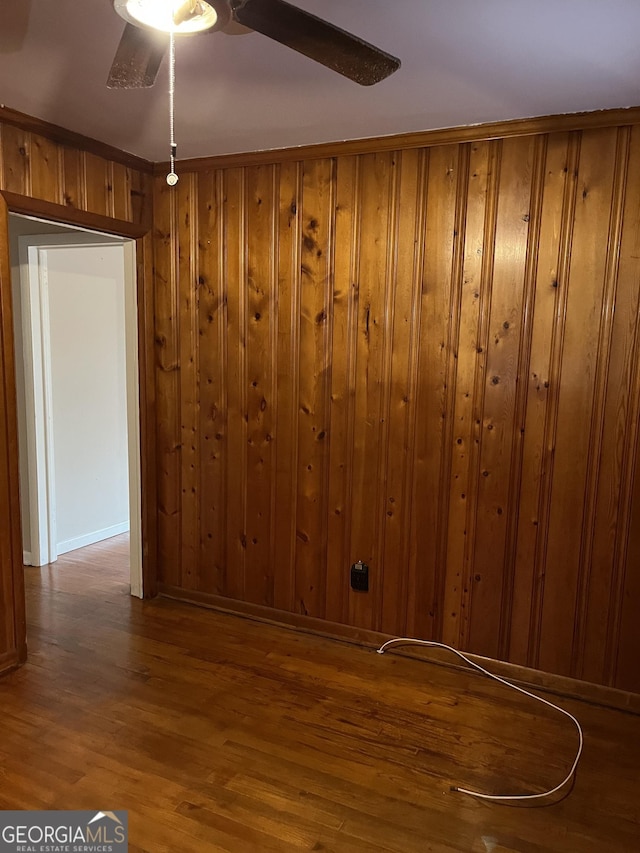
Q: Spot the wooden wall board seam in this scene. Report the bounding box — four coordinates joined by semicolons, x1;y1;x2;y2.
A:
373;152;399;632
106;161;114;219
572;126;631;679
606;258;640;685
239;168;248;600
217;169;229;595
529;132;581;669
341;156;362;622
461;140;503;651
180;173;200;589
499;134;549;660
268;164;280;608
402;148;428;637
319;158;336;619
288;162;302;614
436;143;471;641
79;151;89;212
136;232;158;598
56;145;65;207
25;134;33;198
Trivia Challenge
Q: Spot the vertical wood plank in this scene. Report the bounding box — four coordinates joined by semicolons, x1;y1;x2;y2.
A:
197;169;227;595
614;421;640;691
441;140;496;649
379;148;424;636
538;127;618;677
244;165;277;607
62;147;86;210
84;152;110;216
153;177;182;587
1;125;31;195
604;129;640;691
467;135;534;658
406;144;461;639
294;158;333;618
29;134;62;204
135;231;158;598
347;152;394;630
573;128;631;680
111;161;133;221
512;133;578;668
273;161;301;612
130;167;152;227
507;132;561;665
325;156;359;625
224;167;248;601
177;174;199;590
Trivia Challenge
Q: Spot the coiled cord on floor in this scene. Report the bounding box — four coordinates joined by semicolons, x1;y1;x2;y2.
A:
377;637;583;803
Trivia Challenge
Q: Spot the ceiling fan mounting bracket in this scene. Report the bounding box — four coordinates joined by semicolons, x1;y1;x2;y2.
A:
113;1;232;35
107;0;401;90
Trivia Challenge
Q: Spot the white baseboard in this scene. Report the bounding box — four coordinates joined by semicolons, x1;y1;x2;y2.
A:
57;521;130;556
23;550;33;566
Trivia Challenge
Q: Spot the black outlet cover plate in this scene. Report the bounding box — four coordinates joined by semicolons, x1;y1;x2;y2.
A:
350;561;369;592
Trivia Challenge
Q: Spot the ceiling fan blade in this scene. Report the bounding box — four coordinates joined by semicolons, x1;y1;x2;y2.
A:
230;0;400;86
0;0;31;53
107;23;168;89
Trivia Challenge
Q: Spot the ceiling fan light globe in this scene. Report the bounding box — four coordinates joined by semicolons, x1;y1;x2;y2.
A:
113;0;218;34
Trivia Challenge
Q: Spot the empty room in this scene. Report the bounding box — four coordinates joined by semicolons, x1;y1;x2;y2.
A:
0;2;639;851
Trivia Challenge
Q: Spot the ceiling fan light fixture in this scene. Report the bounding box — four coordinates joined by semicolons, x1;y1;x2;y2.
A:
113;0;218;34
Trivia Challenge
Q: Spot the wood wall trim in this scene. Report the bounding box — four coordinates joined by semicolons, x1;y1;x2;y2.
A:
135;232;158;598
0;106;153;174
154;107;640;172
0;648;20;676
0;191;149;237
158;583;640;715
0;195;26;671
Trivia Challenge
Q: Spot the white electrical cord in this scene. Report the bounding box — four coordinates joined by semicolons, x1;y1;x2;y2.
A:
166;28;179;186
377;637;583;803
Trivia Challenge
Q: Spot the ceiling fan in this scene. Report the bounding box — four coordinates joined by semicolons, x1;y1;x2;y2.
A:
106;0;401;89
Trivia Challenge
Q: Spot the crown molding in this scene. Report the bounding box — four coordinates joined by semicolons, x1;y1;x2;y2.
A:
0;105;153;173
153;106;640;174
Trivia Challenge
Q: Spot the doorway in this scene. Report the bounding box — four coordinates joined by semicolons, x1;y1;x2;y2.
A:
9;214;143;597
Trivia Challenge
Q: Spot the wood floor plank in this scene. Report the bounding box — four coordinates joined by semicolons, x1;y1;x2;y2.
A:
0;534;638;851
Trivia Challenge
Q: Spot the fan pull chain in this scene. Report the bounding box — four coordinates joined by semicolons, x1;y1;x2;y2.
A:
167;28;179;186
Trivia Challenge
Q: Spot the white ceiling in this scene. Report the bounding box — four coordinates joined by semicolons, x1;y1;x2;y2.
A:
1;0;640;163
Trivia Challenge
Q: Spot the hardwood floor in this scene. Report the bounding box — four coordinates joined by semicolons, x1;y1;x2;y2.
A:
1;535;639;852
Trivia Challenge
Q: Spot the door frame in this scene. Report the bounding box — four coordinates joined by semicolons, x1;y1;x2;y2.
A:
0;190;157;671
19;235;142;595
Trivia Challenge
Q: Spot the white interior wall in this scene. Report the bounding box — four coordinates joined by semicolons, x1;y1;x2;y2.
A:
46;245;130;553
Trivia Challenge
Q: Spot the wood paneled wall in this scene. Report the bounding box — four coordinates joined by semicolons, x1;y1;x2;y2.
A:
154;118;640;694
0;112;153;675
